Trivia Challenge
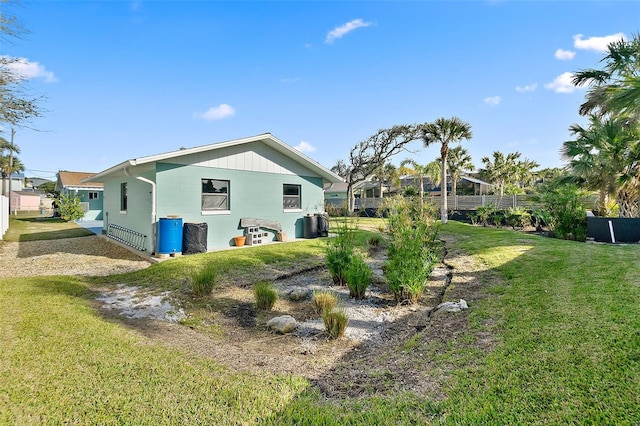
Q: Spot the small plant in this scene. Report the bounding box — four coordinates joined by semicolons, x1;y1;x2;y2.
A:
325;220;356;285
254;281;278;310
474;204;497;226
323;309;349;339
313;290;337;315
505;206;531;230
191;264;218;297
344;255;372;299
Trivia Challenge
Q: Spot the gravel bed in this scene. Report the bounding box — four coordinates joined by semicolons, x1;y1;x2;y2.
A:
0;235;153;278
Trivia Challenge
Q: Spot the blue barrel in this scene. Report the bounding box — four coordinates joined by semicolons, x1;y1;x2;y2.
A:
157;217;183;254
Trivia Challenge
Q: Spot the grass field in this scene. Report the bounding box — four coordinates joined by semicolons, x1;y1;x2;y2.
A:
1;216;639;424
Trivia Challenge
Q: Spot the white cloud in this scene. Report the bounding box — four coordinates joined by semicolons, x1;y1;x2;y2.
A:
516;83;538;93
325;19;372;44
3;57;57;83
555;48;575;60
573;33;626;52
484;96;501;106
545;72;581;94
194;104;235;121
294;141;316;153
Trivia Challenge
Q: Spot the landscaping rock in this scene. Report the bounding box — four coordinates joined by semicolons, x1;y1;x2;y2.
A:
435;299;469;313
267;315;298;334
289;288;309;301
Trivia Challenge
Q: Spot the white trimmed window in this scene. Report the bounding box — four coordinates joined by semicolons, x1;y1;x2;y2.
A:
283;184;301;210
202;179;229;211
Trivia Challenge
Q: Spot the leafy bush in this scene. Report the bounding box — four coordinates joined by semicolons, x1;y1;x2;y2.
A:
313;291;337;315
56;194;86;222
191;264;219;296
344;255;372;299
536;183;587;241
323;309;349;339
381;195;439;303
325;219;356;285
505;206;531;230
471;204;497;226
254;281;278;311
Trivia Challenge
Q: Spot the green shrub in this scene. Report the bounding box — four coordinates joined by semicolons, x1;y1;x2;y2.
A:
191;264;219;297
382;195;439;303
313;291;337;315
56;194;86;222
323;309;349;339
254;281;278;311
344;255;372;299
325;219;356;285
505;206;531;230
536;183;587;241
473;204;497;226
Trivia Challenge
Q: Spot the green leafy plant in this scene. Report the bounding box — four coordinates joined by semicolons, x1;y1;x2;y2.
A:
505;206;531;230
254;281;278;311
56;194;86;222
473;204;497;226
344;255;372;299
191;264;219;297
323;309;349;339
312;290;337;315
535;183;587;241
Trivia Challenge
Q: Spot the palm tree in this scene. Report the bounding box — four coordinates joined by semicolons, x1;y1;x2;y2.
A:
371;162;399;199
562;115;640;217
0;131;21;196
480;151;522;196
447;146;474;197
572;35;640;119
421;117;473;224
399;159;430;213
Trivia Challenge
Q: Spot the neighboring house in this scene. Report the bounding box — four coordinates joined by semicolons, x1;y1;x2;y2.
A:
83;133;343;253
2;172;25;195
10;190;41;212
55;171;104;220
324;182;348;208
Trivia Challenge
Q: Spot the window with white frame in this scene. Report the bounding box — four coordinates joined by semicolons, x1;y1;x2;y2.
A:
202;178;229;211
283;184;301;210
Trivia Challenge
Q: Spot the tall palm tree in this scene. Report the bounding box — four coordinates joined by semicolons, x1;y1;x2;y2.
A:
562;115;640;217
371;162;399;199
447;146;474;197
0;131;21;196
421;117;473;224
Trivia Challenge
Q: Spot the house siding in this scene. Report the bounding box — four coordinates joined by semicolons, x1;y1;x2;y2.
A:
155;161;324;250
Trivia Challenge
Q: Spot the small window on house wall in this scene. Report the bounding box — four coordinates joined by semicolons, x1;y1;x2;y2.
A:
88;192;99;200
120;183;127;212
202;179;229;212
283;184;301;210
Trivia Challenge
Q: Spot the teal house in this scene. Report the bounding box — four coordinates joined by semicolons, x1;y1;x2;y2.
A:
55;171;104;220
84;133;343;254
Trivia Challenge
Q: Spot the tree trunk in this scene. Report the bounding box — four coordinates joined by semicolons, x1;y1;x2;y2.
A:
617;190;639;218
441;157;448;224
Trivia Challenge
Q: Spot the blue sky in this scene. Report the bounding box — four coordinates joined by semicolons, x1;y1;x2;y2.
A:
2;0;639;182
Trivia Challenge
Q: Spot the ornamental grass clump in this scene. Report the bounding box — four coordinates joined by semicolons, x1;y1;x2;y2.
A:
254;281;278;311
382;195;439;303
325;220;357;285
323;309;349;339
313;290;337;315
191;263;218;297
344;255;372;299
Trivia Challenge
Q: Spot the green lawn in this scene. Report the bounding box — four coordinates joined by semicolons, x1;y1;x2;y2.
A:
1;219;639;424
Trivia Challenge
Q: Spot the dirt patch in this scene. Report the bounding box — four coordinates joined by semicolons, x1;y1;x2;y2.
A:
94;236;496;399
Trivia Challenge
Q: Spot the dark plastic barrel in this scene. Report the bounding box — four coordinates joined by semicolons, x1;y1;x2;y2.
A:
303;214;318;239
315;213;329;237
182;222;208;254
158;217;183;254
